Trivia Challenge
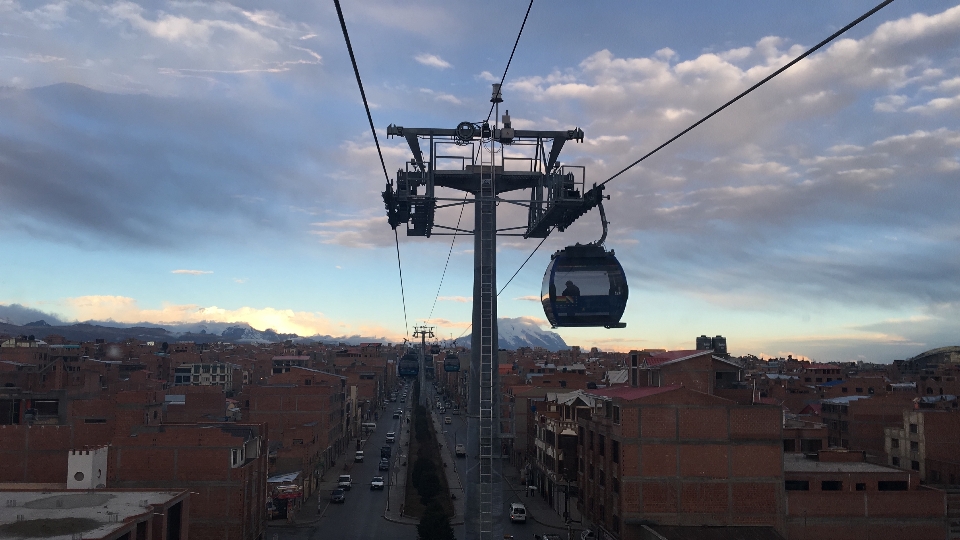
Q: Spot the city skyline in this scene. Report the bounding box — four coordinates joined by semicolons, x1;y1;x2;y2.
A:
2;1;959;362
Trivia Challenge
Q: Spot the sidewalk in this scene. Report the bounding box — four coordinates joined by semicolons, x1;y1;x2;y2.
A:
383;416;418;525
501;461;588;534
429;408;465;525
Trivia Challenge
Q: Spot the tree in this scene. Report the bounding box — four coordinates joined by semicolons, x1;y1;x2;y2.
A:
417;501;455;540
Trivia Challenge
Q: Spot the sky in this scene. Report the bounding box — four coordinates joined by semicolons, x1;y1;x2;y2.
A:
1;0;959;362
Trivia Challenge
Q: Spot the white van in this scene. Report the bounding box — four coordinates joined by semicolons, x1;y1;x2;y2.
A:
361;422;377;432
509;502;527;523
355;450;364;462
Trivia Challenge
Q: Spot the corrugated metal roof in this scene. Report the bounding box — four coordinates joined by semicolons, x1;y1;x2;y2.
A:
587;384;681;401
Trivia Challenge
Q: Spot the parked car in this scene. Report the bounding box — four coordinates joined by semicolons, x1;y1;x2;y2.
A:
329;488;346;504
386;432;396;443
509;502;527;523
370;476;385;490
379;458;390;471
338;474;352;490
444;416;452;424
355;450;364;462
455;444;466;457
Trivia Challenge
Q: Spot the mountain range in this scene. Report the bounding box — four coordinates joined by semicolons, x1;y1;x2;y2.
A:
0;304;568;351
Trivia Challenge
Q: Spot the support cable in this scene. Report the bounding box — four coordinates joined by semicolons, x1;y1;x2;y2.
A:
485;0;534;123
452;229;551;342
334;0;408;335
428;193;469;320
599;0;895;187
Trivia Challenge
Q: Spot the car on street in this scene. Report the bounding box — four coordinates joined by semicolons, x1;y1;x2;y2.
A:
580;530;596;540
379;458;390;471
455;444;465;457
509;502;527;523
444;416;452;424
355;450;364;462
370;476;385;490
329;488;346;504
338;474;352;490
386;432;396;443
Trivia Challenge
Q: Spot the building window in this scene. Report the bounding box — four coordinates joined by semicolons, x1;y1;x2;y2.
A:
598;435;605;456
855;483;866;491
598;470;605;487
816;378;823;383
785;480;809;491
612;478;620;493
588;464;594;481
842;387;848;393
821;481;843;491
611;440;620;463
579;427;584;445
878;481;908;491
613;406;620;425
910;441;919;452
612;515;619;533
911;460;920;471
909;423;918;434
805;377;812;383
604;401;612;418
892;457;901;467
589;431;594;450
890;438;899;449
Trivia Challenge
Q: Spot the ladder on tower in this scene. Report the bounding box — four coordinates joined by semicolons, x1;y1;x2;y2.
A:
478;149;496;540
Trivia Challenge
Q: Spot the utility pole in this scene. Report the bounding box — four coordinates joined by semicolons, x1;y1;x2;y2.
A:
383;85;599;540
413;325;435;407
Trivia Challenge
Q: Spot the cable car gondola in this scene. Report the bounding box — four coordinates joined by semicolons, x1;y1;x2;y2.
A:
541;202;628;329
443;351;461;372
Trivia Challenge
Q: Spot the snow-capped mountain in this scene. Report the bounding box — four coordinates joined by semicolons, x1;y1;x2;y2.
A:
459;317;568;352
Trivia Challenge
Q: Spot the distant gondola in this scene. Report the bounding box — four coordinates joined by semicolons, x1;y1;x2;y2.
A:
398;350;419;377
443;352;461;372
541;243;628;329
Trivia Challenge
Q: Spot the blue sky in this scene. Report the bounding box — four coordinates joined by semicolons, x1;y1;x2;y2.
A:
1;0;959;361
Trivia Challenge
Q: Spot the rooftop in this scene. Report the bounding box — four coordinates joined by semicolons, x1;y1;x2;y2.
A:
0;490;185;540
588;384;681;401
783;453;902;474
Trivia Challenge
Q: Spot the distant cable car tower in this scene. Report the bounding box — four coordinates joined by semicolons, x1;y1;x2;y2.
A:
382;85;616;540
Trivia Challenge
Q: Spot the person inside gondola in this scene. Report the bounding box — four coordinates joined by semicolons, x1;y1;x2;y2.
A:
562;280;580;298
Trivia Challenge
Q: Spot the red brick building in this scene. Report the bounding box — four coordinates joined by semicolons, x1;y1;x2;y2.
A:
109;423;267;540
577;384;784;539
784;450;946;540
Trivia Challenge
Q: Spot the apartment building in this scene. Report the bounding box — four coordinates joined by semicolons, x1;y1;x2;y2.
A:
577;384;784;539
885;409;960;484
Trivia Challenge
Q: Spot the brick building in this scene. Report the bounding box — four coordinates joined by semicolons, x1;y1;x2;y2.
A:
885;409;960;484
820;394;913;458
109;423;267;540
783;450;946;540
577;384;784;539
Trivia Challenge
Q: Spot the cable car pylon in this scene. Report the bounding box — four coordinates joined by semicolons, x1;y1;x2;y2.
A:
382;84;615;540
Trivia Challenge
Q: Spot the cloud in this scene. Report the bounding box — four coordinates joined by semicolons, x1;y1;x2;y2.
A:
309;216;395;249
171;269;213;275
438;296;471;303
419;88;461;104
414;53;451;69
513;295;541;302
0;303;67;326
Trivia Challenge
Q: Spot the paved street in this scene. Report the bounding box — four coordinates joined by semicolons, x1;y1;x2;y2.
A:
267;380;586;540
